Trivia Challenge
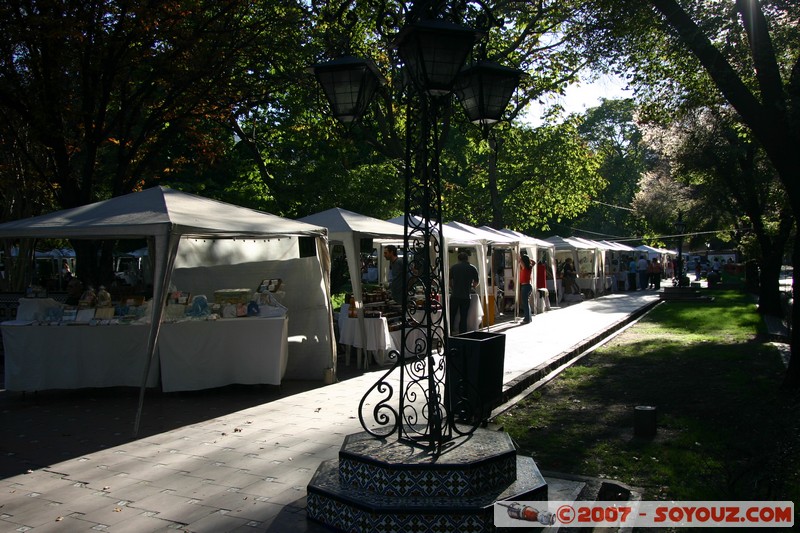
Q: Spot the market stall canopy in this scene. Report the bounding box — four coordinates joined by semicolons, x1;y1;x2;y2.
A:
545;235;596;251
600;240;637;252
0;186;333;434
386;215;482;246
299;207;407;368
300;207;406;244
446;221;516;246
0;186;325;240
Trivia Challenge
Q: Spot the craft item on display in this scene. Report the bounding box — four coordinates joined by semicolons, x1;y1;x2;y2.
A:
258;279;283;293
214;289;252;305
236;303;248;317
221;303;238;318
94;307;115;320
75;308;96;323
96;286;112;308
164;304;187;320
257;291;287;318
186;295;210;317
79;287;97;308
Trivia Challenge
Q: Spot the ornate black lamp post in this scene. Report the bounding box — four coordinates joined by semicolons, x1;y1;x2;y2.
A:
312;5;520;450
675;211;686;287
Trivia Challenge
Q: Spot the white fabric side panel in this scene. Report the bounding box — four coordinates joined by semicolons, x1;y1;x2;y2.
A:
474;244;488;326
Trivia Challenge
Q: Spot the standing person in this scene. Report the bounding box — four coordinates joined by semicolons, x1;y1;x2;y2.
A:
652;259;663;289
383;245;404;303
637;255;649;291
627;256;637;291
534;258;551;312
647;259;657;289
562;257;579;295
449;251;479;334
518;254;533;323
61;260;72;279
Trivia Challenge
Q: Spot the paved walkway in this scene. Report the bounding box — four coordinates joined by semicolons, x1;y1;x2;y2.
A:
0;290;661;532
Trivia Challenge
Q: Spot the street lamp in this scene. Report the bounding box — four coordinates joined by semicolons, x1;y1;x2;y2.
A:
312;7;521;450
674;211;686;287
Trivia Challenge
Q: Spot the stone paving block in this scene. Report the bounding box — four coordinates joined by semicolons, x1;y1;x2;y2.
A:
216;498;286;523
99;480;160;503
126;491;216;524
70;498;139;527
0;493;65;528
179;508;253;532
89;511;184;533
0;514;90;533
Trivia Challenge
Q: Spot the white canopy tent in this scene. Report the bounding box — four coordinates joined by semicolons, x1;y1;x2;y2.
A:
0;186;333;434
445;221;515;323
299;207;406;367
566;237;617;295
490;228;559;306
387;216;485;332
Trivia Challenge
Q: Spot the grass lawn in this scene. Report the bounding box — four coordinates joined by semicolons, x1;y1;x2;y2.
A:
495;290;800;502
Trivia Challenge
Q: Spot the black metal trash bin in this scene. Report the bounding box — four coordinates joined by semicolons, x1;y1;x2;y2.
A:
446;330;506;423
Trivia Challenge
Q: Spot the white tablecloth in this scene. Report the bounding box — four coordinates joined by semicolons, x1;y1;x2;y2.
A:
338;303;449;367
338;315;394;352
158;316;288;392
2;316;288;392
2;323;159;391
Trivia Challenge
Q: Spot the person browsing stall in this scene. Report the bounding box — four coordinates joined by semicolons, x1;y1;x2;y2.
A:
519;254;533;323
534;257;551;312
449;251;479;334
383;245;404;303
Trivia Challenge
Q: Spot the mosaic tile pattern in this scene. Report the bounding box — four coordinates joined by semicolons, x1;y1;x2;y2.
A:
335;430;518;497
339;454;516;497
307;449;548;532
307;492;492;533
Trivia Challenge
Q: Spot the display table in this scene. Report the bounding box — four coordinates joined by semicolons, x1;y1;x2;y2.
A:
2;316;288;392
158;316;288;392
338;308;396;369
2;322;159;391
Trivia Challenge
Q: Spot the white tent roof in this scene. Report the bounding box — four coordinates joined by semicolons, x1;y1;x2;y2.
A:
600;240;637;252
568;237;616;250
445;221;515;245
545;235;596;250
387;215;482;245
491;228;555;249
0;186;325;240
299;207;405;243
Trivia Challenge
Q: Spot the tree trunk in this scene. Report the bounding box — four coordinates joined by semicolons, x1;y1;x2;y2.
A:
757;248;784;317
488;136;504;229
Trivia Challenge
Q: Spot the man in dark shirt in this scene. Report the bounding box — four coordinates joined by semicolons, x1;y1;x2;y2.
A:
383;245;404;303
449;251;479;335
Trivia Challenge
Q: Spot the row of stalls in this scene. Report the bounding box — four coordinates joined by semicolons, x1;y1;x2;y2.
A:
0;188;677;405
299;208;565;369
544;236;677;297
